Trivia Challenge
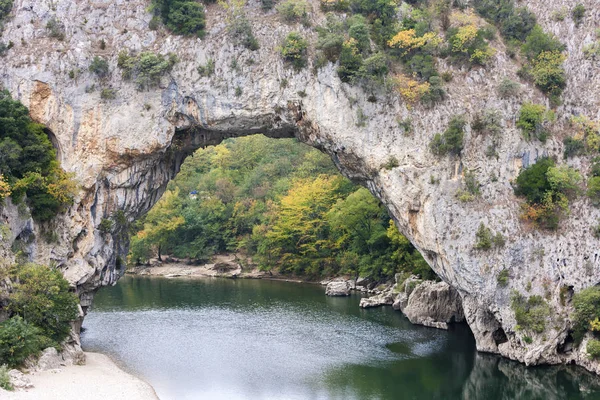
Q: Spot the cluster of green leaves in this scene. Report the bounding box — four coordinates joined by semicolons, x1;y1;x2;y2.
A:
474;222;505;250
514;158;582;230
497;269;509;287
150;0;207;37
117;51;177;90
587;158;600;206
516;102;554;142
0;0;13;30
473;0;566;100
588;339;600;359
129;135;434;282
0;91;76;221
46;16;65;41
276;0;309;23
430;115;465;156
0;364;11;390
0;264;79;367
446;24;496;66
280;32;309;70
89;56;109;78
316;14;389;84
573;286;600;344
511;291;551;334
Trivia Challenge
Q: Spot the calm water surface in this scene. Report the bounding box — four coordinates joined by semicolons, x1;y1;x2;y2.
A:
82;276;600;400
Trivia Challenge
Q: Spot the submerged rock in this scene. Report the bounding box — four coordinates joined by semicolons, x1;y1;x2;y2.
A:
325;281;352;296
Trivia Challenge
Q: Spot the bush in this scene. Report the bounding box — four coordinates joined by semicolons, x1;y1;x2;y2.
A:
573;287;600;343
100;88;116;100
572;4;585;27
0;0;13;27
337;38;363;82
0;91;77;221
0;316;43;368
587;176;600;206
514;158;554;204
89;56;109;78
472;109;502;136
446;24;496;66
497;78;520;98
430;115;465;156
563;137;584;159
261;0;275;10
0;364;11;390
474;223;492;250
197;58;215;77
117;51;177;90
46;16;65;40
150;0;206;37
517;103;553;141
530;51;566;98
588;339;600;359
497;269;509;286
280;32;308;70
511;292;550;334
522;25;565;60
276;0;309;23
8;264;79;342
228;16;260;51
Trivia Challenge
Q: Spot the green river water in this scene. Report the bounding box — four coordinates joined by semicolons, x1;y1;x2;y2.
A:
82;276;600;400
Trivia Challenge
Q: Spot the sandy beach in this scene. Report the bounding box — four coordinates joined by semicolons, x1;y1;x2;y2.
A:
2;352;158;400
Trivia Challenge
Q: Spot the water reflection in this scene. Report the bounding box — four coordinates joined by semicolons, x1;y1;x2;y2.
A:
83;276;600;400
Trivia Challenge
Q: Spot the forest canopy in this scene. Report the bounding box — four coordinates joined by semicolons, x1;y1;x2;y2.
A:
129;135;434;281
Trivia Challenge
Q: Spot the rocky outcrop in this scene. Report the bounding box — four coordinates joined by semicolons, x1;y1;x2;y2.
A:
8;369;33;390
0;0;599;372
398;280;465;330
359;291;395;308
325;281;352;296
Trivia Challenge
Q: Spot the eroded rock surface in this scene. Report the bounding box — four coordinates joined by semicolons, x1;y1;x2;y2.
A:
400;280;465;330
0;0;599;372
325;281;351;297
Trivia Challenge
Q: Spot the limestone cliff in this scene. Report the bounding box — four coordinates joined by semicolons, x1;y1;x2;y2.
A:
1;0;600;372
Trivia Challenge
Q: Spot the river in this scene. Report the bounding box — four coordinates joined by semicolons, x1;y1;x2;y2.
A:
82;276;600;400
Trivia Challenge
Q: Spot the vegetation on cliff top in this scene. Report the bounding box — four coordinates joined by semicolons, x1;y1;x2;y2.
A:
129;135;434;282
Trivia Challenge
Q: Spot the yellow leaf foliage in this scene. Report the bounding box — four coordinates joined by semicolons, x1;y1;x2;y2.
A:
388;29;441;55
393;75;430;104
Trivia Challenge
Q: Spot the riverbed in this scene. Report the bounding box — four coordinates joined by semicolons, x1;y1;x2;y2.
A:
82;276;600;400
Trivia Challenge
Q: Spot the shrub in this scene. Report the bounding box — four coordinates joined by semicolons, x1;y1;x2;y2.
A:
563;137;584;159
514;158;554;204
197;58;215;77
100;88;116;100
474;223;492;250
150;0;206;37
572;4;585;27
588;339;600;359
497;269;509;286
0;0;13;27
261;0;275;10
0;365;11;390
472;109;502;136
382;156;399;170
587;176;600;206
8;264;79;342
228;16;260;50
280;32;308;70
117;51;177;90
337;38;363;82
0;316;44;368
517;103;553;141
89;56;109;78
0;91;77;221
430;115;465;156
573;287;600;343
522;25;565;60
497;78;520;98
530;51;566;98
446;24;496;66
511;292;550;334
276;0;309;23
46;16;65;40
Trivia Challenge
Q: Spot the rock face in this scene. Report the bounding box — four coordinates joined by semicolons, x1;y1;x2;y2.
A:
1;0;600;372
398;280;465;330
359;292;395;308
325;281;351;297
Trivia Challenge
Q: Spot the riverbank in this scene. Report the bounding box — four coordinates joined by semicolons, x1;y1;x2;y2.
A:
2;352;158;400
